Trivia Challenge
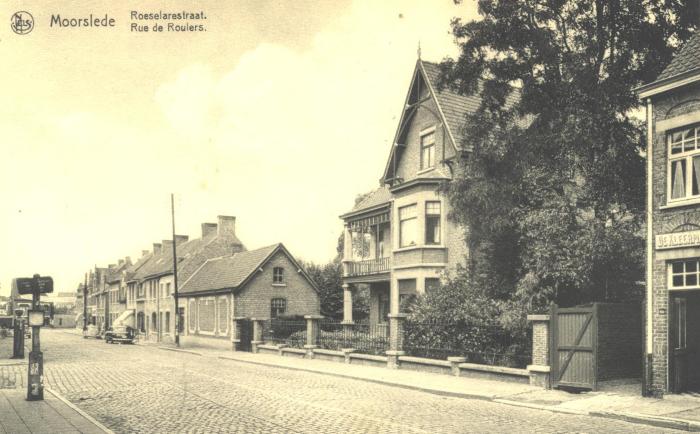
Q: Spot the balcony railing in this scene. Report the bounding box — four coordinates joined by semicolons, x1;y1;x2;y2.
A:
348;257;391;277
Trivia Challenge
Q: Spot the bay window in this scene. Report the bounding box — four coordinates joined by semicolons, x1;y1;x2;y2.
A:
399;204;417;247
668;125;700;201
425;201;441;244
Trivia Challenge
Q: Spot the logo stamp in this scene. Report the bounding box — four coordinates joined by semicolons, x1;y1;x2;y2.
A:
11;11;34;35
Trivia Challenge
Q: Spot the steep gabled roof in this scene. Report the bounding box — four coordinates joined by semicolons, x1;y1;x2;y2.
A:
420;61;483;149
658;32;700;81
381;59;490;184
179;243;317;295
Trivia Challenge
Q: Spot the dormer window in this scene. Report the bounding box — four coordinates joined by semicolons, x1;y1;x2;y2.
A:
273;267;284;284
668;125;700;201
420;129;436;170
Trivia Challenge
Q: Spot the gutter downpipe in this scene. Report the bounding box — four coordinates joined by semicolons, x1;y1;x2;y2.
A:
645;97;654;396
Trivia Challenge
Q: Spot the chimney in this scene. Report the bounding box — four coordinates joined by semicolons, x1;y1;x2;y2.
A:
174;234;189;244
217;215;236;237
125;256;132;265
142;250;149;257
118;259;124;266
153;243;162;255
162;240;173;249
201;223;218;238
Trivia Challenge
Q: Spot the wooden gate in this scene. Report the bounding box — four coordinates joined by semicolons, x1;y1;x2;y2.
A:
550;304;598;390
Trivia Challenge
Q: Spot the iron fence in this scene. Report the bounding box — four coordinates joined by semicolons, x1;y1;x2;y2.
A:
402;320;532;368
262;319;306;348
317;319;389;355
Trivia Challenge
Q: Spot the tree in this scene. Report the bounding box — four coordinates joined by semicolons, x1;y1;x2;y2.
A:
440;1;696;311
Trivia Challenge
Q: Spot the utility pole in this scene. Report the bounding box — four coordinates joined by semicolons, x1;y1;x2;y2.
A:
171;193;181;347
82;273;88;336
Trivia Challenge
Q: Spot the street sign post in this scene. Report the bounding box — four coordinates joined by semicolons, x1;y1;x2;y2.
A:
13;274;52;401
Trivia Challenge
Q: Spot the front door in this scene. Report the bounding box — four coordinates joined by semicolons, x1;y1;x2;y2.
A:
670;295;688;393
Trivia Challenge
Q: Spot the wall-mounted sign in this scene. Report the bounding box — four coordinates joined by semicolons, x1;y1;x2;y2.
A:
656;230;700;250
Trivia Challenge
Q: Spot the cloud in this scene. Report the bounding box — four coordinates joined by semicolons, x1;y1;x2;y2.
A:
152;0;472;262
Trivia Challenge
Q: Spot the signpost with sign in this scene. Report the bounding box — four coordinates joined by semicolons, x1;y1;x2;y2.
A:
12;274;53;401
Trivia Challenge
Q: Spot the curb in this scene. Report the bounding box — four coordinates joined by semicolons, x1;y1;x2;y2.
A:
590;411;700;432
46;387;114;434
158;346;203;356
218;354;699;432
218;355;495;401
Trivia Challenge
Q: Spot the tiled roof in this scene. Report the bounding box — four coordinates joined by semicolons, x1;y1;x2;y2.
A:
124;253;153;282
179;244;280;294
347;186;392;214
132;231;245;282
421;61;482;148
658;32;700;81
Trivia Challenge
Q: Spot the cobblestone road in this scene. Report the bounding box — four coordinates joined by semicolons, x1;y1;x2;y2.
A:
4;330;677;433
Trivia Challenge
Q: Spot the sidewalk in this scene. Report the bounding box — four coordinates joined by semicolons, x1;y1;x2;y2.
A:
0;334;112;434
0;388;112;434
160;344;700;432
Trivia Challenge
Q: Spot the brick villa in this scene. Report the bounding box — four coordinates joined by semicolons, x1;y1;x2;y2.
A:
340;58;470;327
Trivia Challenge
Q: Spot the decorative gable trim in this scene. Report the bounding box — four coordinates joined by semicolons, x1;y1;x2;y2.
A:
381;60;459;184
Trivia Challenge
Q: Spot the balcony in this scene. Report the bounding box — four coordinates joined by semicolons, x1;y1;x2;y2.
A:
346;257;391;277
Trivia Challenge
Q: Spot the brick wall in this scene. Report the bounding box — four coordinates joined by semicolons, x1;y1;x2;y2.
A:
234;251;320;319
531;319;549;366
596;303;643;381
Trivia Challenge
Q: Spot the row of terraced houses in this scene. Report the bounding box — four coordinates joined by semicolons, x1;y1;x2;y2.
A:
75;215;321;349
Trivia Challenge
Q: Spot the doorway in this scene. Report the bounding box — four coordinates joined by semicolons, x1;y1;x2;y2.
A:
669;291;700;393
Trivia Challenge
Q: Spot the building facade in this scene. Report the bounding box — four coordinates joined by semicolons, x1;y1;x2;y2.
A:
638;32;700;395
340;59;469;327
127;215;245;343
179;243;320;349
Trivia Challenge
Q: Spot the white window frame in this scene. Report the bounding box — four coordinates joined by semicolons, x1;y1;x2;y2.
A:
420;127;436;171
273;267;285;284
667;125;700;203
668;259;700;290
399;204;418;248
425;201;442;245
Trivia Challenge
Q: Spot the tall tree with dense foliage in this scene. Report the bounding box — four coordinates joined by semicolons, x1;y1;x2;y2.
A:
439;1;697;311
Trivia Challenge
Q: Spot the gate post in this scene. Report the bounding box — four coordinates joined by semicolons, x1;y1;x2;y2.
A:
527;313;551;388
304;315;323;358
231;317;246;351
386;313;407;369
251;318;264;353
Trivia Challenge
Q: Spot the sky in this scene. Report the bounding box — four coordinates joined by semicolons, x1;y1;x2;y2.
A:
0;0;477;296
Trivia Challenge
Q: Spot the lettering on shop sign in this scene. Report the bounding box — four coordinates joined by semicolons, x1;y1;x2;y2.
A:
655;230;700;250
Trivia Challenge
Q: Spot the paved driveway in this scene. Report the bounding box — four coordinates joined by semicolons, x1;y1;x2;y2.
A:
14;330;676;433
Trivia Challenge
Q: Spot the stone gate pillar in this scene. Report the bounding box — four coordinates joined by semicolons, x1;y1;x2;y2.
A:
386;313;407;369
527;314;551;388
304;315;323;358
251;318;265;354
231;317;246;352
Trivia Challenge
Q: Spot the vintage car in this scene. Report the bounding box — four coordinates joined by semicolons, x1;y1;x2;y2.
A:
104;325;135;344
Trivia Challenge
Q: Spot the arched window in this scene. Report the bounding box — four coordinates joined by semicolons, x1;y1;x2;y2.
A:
270;298;286;318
